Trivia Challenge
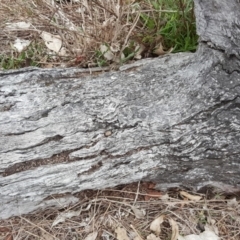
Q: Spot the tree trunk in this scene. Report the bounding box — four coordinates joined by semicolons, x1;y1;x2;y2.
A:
1;0;240;219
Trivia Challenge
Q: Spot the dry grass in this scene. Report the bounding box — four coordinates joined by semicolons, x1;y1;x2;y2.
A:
0;182;240;240
0;0;197;69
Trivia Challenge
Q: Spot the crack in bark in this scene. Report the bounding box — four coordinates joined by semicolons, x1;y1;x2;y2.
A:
2;137;103;177
2;121;142;176
100;143;168;160
24;106;57;121
2;148;82;177
2;135;63;153
220;61;240;75
93;118;139;130
5;127;42;136
78;161;103;176
2;138;168;177
171;96;239;128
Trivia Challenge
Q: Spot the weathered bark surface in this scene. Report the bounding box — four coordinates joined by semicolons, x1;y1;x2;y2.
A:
1;0;240;219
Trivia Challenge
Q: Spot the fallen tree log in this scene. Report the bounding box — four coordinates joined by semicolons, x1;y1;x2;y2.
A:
1;0;240;219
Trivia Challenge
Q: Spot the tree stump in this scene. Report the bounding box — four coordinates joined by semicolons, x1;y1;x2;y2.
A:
1;0;240;219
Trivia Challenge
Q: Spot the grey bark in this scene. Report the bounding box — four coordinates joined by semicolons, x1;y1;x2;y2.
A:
1;0;240;219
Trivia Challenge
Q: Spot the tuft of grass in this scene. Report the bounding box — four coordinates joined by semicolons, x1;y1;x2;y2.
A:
0;41;46;70
0;0;198;70
158;0;198;52
137;0;197;54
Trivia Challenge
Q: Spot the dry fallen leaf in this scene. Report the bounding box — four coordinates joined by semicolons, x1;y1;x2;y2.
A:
205;222;219;236
5;21;31;30
115;227;130;240
153;42;165;55
134;42;145;60
52;210;81;227
169;218;179;240
131;206;146;219
100;44;114;61
84;231;98;240
150;215;165;236
153;42;173;56
180;191;202;201
227;197;238;208
160;193;169;201
40;31;66;56
146;233;161;240
134;237;143;240
178;230;219;240
13;38;31;52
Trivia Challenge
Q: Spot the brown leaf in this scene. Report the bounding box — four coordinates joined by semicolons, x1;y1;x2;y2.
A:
146;233;161;240
150;215;165;236
180;191;202;201
115;227;130;240
153;43;165;55
153;43;173;56
169;218;179;240
131;206;146;219
84;231;98;240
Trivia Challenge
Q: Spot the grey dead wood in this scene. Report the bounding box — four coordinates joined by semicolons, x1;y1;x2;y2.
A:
1;0;240;219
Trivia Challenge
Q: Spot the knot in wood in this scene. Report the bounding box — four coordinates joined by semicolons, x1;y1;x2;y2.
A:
104;130;112;137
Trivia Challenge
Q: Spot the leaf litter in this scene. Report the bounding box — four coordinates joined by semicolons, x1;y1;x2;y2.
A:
0;182;240;239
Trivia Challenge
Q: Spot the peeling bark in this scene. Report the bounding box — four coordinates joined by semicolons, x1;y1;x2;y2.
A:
1;0;240;219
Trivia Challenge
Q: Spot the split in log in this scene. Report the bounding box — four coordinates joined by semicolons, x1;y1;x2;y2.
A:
1;0;240;219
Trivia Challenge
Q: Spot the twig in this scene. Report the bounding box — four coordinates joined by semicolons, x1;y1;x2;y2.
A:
133;181;141;205
130;224;144;240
